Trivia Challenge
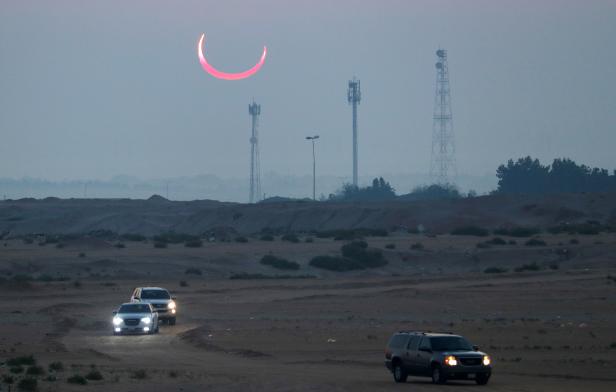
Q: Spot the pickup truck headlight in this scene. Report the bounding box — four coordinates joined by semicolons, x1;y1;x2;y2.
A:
112;316;123;326
444;356;458;366
141;317;152;324
483;356;491;366
168;301;176;310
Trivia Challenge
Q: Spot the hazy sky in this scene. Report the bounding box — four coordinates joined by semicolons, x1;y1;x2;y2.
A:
1;0;615;184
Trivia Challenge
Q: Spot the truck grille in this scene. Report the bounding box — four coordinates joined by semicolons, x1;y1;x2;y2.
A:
124;318;139;326
460;357;482;366
152;303;167;309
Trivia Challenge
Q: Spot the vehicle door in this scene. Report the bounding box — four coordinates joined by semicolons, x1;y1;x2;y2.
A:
415;337;433;376
405;335;421;375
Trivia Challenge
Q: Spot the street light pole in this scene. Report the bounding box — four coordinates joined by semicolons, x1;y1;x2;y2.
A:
305;135;319;200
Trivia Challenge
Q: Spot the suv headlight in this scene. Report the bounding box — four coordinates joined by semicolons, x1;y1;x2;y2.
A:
112;316;123;326
168;301;176;310
444;356;458;366
141;317;152;324
483;355;491;366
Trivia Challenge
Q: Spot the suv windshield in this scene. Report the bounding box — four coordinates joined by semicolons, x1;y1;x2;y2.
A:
119;304;150;313
140;289;170;299
430;336;472;351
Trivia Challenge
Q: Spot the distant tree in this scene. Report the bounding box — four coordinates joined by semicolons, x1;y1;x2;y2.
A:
399;183;462;201
330;177;396;201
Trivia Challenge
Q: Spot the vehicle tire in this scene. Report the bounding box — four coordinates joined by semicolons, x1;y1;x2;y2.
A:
392;362;408;383
431;365;447;384
475;373;490;385
168;317;176;326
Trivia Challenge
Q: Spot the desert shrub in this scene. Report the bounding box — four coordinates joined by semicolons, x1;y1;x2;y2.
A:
259;234;274;241
10;366;24;374
341;241;368;259
451;226;489;237
55;243;65;249
315;228;387;240
23;237;34;244
168;370;178;378
234;236;248;243
515;262;541;272
609;342;616;349
48;362;64;372
184;239;203;248
548;263;559;270
72;280;82;289
309;256;363;271
484;267;508;274
385;243;396;249
2;375;14;385
153;232;198;244
179;280;189;287
36;274;54;282
494;227;540;237
229;273;315;280
78;252;86;258
7;356;36;367
281;233;299;243
410;242;424;250
185;268;202;275
67;375;87;385
153;241;167;249
17;378;37;391
114;242;126;249
259;255;300;270
486;237;507;245
120;233;146;242
525;238;547;246
508;240;517;245
569;238;579;244
131;369;147;379
26;365;44;376
85;369;103;380
476;242;491;249
45;374;57;382
305;237;314;243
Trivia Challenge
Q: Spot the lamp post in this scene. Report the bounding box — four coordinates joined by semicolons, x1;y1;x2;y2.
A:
305;135;319;200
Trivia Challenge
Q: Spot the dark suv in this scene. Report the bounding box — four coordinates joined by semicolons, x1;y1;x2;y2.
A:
385;331;491;385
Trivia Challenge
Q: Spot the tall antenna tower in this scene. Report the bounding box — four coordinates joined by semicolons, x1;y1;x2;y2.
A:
248;101;262;203
430;49;456;185
347;77;361;187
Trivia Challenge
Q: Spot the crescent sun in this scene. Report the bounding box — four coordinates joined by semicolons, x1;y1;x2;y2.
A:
197;33;267;80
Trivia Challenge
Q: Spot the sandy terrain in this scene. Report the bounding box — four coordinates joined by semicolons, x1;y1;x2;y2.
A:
1;230;615;391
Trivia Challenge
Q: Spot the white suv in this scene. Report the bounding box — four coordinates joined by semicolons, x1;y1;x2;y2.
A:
131;287;177;325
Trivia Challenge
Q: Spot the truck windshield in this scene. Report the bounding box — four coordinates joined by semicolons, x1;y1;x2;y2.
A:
119;304;150;313
141;289;170;299
430;337;472;351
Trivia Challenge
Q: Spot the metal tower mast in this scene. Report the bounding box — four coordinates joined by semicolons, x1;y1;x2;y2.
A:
430;49;456;185
347;78;361;187
248;101;262;203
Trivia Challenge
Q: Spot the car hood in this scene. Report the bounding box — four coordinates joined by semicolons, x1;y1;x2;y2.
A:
138;299;170;305
441;350;486;357
116;312;153;319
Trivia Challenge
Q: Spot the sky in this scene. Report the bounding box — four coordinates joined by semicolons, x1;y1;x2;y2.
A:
1;0;615;188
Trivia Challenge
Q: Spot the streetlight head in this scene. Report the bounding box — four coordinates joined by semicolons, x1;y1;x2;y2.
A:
313;135;320;139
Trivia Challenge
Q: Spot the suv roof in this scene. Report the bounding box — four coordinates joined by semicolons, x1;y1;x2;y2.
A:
137;287;167;291
394;331;461;338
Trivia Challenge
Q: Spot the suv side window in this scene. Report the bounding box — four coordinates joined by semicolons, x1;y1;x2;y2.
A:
407;335;420;350
133;288;140;299
389;334;410;349
418;337;431;351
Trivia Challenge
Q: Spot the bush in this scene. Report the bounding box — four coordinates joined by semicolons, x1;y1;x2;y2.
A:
410;242;424;250
26;365;44;376
2;375;14;385
609;342;616;349
486;237;507;245
154;241;167;249
7;356;36;367
315;228;387;240
484;267;508;274
185;267;202;275
184;239;203;248
569;238;579;244
153;232;198;244
67;375;87;385
494;227;540;237
384;243;396;249
548;263;559;270
179;280;189;287
281;233;299;243
259;234;274;241
10;366;24;374
235;236;248;243
85;370;103;381
120;233;146;242
451;226;489;237
48;362;64;372
131;369;147;379
525;238;547;247
78;252;86;258
341;241;368;259
305;237;314;243
515;262;541;272
17;378;37;392
260;255;300;270
309;256;363;271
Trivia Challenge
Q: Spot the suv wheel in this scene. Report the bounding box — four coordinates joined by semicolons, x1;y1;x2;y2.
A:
475;373;490;385
168;317;176;326
392;362;408;383
431;365;447;384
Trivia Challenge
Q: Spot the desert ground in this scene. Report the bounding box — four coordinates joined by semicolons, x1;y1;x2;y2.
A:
1;226;615;391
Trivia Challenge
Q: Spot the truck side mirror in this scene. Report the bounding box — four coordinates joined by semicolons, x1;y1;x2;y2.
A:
473;345;479;351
